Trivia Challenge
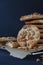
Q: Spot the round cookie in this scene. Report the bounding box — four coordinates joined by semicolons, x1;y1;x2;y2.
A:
17;25;40;49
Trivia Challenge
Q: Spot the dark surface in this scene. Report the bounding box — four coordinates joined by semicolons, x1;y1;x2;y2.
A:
0;0;43;65
0;49;43;65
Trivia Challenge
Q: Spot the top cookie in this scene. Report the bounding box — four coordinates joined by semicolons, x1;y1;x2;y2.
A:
20;13;43;21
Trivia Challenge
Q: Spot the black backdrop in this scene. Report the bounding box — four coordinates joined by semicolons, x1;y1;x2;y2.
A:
0;0;43;37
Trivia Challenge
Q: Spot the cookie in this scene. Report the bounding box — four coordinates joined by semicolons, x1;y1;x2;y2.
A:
0;37;17;45
17;25;40;49
20;13;43;21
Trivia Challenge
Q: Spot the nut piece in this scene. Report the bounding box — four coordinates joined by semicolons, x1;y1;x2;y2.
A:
6;41;19;48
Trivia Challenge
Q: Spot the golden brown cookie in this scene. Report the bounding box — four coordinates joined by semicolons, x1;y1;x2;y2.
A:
20;13;43;21
17;25;40;49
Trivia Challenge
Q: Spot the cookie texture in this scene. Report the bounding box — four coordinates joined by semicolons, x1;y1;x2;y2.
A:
17;25;40;49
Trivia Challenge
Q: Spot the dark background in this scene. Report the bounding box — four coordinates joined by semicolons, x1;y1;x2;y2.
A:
0;0;43;37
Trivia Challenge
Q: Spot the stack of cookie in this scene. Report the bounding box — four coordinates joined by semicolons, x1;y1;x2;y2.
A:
0;13;43;51
17;13;43;49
